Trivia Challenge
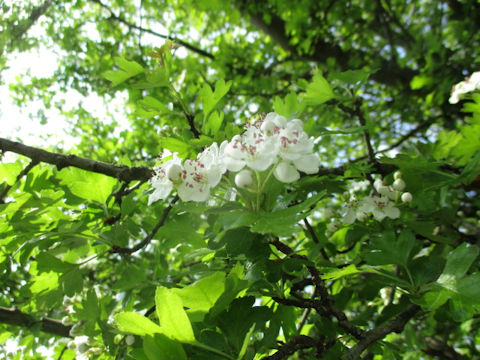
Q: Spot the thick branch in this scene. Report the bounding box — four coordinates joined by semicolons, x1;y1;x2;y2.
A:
0;137;153;182
238;1;417;88
423;336;470;360
90;0;214;59
341;304;421;360
0;307;72;338
110;196;177;254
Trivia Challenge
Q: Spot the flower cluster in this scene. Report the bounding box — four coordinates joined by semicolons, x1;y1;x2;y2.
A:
326;172;412;236
148;112;320;203
449;71;480;104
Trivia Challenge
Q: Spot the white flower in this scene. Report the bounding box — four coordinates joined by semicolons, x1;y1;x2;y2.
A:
223;125;278;172
177;142;227;202
342;196;371;224
148;152;183;205
370;196;400;221
449;71;480;104
235;169;254;188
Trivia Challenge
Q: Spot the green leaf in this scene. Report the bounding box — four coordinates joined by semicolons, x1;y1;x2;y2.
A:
143;334;187;360
273;92;303;117
61;270;83;297
303;72;334;105
57;167;117;204
0;162;22;185
321;265;360;281
36;252;75;273
203;110;224;135
115;312;162;336
172;272;226;322
437;243;479;284
155;286;195;342
331;69;371;84
199;79;231;118
364;229;415;267
103;57;144;87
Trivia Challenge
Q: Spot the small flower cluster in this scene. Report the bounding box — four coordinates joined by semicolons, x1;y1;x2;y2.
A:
148;112;320;203
326;172;412;236
449;71;480;104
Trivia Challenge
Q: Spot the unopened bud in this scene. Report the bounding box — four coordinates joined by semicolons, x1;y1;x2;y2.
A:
61;316;73;326
373;178;383;191
392;179;406;191
125;335;135;346
77;342;89;354
235;169;254;188
401;192;412;203
393;171;402;180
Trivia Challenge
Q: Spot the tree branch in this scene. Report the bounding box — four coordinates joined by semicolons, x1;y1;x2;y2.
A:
269;239;365;341
237;1;417;88
89;0;214;59
263;335;319;360
341;304;421;360
0;137;153;182
0;307;72;338
109;196;177;254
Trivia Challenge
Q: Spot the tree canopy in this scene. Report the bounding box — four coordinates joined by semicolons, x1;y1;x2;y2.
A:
1;0;480;359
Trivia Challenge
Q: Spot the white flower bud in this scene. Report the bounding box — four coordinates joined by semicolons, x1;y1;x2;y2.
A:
69;323;83;337
392;179;406;191
77;342;89;354
393;171;402;180
166;163;183;182
235;169;254;188
401;192;412;203
125;335;135;346
113;334;123;345
61;316;73;326
274;161;300;183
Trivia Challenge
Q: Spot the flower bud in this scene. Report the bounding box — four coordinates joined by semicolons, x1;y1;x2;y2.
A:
69;323;83;337
393;171;402;180
235;169;254;188
166;163;183;182
401;192;412;203
113;334;123;345
373;178;383;192
392;179;406;191
61;316;73;326
77;342;89;354
125;335;135;346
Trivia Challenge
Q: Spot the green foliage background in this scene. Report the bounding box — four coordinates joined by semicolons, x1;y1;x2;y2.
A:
1;0;480;359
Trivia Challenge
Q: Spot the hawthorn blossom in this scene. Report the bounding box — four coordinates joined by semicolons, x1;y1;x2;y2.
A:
449;71;480;104
176;142;227;202
148;153;183;205
369;195;400;221
223;124;278;172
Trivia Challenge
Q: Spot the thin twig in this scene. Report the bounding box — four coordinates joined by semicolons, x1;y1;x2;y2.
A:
89;0;214;59
0;160;38;203
109;196;178;254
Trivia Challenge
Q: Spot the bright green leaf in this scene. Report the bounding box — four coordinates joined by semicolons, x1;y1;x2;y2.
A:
155;286;195;343
115;312;162;336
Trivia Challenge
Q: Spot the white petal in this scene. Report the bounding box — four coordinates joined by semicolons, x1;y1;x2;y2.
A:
274;161;300;183
385;206;400;219
295;154;320;174
224;157;245;172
